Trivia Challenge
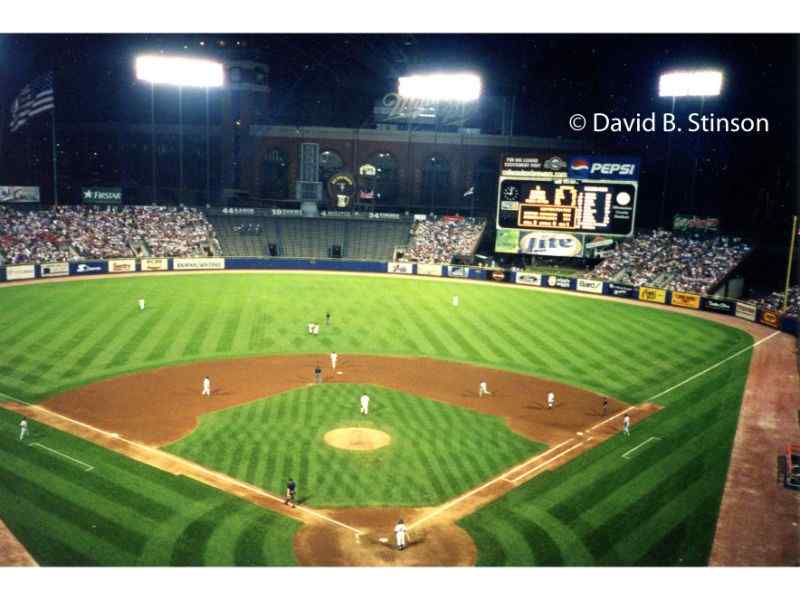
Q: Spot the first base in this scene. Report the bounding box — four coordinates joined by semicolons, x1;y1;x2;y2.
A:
379;537;389;543
337;371;343;374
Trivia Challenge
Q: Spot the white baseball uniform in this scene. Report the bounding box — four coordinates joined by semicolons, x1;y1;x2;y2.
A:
452;295;459;307
202;377;211;396
394;522;408;550
312;324;320;335
479;381;490;397
138;299;145;311
330;352;338;370
547;392;555;409
623;414;631;435
360;394;370;415
19;419;28;441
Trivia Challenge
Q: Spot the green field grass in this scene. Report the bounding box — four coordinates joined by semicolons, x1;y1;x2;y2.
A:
0;407;300;566
166;384;545;507
0;273;756;565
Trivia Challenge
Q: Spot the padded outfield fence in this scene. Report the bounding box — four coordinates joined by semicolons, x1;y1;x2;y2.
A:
0;256;796;336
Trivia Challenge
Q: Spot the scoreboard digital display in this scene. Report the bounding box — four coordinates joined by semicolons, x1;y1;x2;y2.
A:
497;178;637;236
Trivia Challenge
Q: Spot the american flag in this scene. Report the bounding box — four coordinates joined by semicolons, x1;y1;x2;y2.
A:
9;72;55;133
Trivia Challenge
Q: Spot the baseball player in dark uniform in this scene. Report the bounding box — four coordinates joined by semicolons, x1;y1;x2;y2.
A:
285;478;297;507
314;364;322;384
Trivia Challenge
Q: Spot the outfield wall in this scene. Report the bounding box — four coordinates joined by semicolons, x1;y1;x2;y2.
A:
1;257;796;335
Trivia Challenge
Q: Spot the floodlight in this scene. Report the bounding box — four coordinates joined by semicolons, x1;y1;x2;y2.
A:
135;55;224;88
398;73;482;102
659;70;723;98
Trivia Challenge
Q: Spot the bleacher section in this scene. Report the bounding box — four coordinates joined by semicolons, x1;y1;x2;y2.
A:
208;215;411;260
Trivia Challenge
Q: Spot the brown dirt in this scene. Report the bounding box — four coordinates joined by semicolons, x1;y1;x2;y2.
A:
323;428;391;451
0;518;37;566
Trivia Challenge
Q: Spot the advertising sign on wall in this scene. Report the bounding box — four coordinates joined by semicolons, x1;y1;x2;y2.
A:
758;309;781;328
546;275;573;289
576;278;604;294
702;297;736;315
6;264;36;280
416;263;443;277
71;261;108;275
638;286;667;304
0;186;40;203
448;266;469;278
670;291;701;309
141;258;169;271
387;262;414;274
108;259;136;273
735;301;757;322
82;187;123;204
40;262;69;278
515;272;542;286
173;257;225;271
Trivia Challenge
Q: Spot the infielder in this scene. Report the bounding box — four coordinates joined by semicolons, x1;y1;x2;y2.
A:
360;393;370;415
394;518;409;551
547;391;555;409
623;414;631;436
19;418;28;442
325;311;331;326
330;351;338;370
479;381;491;397
138;298;145;311
202;376;211;397
312;323;320;335
314;365;322;384
602;397;609;416
285;478;297;507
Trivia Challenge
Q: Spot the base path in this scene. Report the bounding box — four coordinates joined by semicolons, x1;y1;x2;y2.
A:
0;518;37;566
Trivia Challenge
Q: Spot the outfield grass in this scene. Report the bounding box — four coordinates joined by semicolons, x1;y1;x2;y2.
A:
0;407;300;566
0;273;757;565
166;384;545;507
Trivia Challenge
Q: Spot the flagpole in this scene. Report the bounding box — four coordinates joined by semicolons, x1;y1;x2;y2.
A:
782;214;798;312
51;73;58;206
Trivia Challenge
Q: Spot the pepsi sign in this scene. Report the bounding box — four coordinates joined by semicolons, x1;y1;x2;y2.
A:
568;156;640;181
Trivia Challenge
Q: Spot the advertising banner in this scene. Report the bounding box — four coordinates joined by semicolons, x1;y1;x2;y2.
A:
702;297;736;315
515;272;543;286
670;291;701;309
416;263;443;277
82;187;122;204
141;258;169;271
758;308;781;329
606;282;636;298
673;214;720;233
40;262;69;278
71;261;108;276
519;232;584;257
490;270;509;282
576;278;604;294
735;301;757;322
567;156;640;181
108;259;136;273
6;264;35;280
172;257;225;271
387;262;414;274
546;275;574;289
0;186;40;203
447;266;469;278
638;286;667;304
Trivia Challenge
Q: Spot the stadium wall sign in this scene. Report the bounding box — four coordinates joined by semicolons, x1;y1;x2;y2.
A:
670;291;701;310
606;282;636;298
0;186;40;203
327;173;355;208
515;272;542;286
758;308;781;328
638;286;667;304
519;232;583;257
576;278;604;294
416;263;443;277
568;155;640;180
701;297;736;315
82;187;122;205
447;266;469;278
173;258;225;271
387;262;414;274
380;93;477;126
6;264;36;281
141;258;169;271
40;262;69;278
735;301;757;322
70;261;107;276
546;275;573;289
108;259;136;273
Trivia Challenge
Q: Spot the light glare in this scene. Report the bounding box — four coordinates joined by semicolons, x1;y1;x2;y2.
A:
135;55;224;88
398;73;482;102
659;70;723;98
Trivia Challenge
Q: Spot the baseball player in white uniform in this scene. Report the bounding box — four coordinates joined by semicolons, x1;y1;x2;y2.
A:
330;351;338;370
360;393;370;415
479;381;491;397
394;518;409;550
547;391;555;409
19;418;28;441
452;295;459;307
623;414;631;436
138;298;145;311
202;376;211;397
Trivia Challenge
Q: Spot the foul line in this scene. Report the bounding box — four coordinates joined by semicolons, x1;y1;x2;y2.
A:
589;406;638;432
621;436;661;460
510;441;585;483
1;394;363;536
29;442;94;472
647;330;781;403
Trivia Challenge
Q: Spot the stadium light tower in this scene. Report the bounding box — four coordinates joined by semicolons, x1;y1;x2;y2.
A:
135;55;224;205
657;69;723;225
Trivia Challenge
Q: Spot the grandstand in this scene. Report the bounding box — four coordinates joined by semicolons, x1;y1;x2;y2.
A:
207;214;412;260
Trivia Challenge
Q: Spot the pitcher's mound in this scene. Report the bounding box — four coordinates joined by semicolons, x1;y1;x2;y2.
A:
324;427;391;451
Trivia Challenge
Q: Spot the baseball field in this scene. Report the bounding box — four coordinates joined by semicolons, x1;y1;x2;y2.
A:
0;272;757;566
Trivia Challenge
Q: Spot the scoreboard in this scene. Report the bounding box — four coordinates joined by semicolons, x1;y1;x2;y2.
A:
495;155;640;254
497;178;637;236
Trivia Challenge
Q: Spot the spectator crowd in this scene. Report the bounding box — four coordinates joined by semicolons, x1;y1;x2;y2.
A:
404;216;485;264
0;205;216;265
591;229;751;295
751;285;800;319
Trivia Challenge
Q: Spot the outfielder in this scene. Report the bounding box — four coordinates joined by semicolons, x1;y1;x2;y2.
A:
325;311;331;326
452;295;459;307
19;418;28;441
285;478;297;507
330;351;338;370
202;376;211;397
547;391;555;409
479;381;491;397
138;298;145;311
394;518;409;551
360;393;370;415
623;414;631;436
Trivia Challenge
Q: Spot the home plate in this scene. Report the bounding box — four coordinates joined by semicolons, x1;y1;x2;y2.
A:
337;371;343;375
577;432;584;436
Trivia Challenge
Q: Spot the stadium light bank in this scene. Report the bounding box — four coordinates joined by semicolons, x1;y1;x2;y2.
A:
398;72;482;102
135;55;224;87
658;69;723;98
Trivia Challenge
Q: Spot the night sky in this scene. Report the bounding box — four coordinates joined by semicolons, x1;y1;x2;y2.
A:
0;33;798;246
